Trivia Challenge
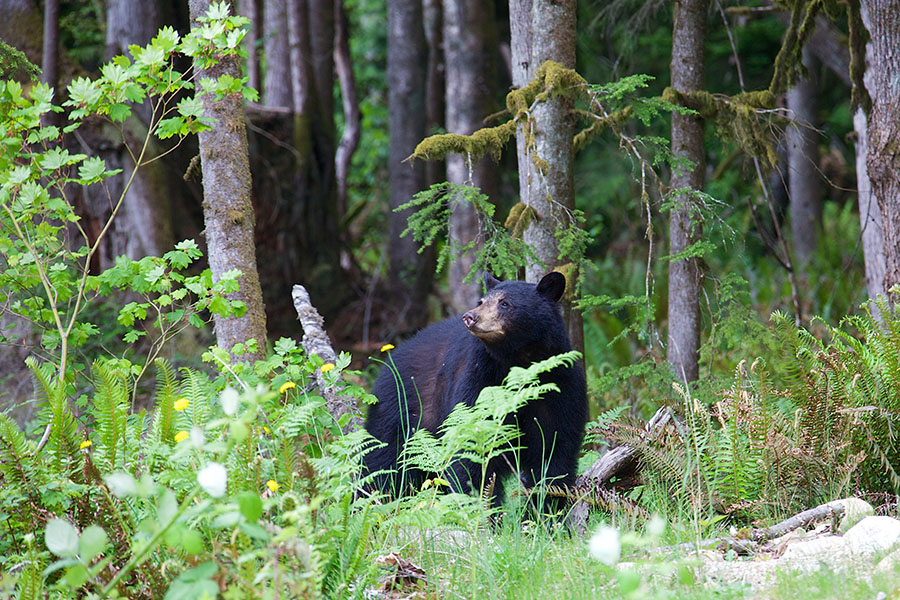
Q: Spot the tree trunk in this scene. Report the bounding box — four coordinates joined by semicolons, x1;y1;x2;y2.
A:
786;47;821;268
423;0;445;189
189;0;268;359
854;107;886;307
514;0;583;355
239;0;261;94
334;0;360;218
95;0;173;264
444;0;498;313
263;0;291;108
860;0;900;296
667;0;707;384
40;0;58;90
388;0;433;330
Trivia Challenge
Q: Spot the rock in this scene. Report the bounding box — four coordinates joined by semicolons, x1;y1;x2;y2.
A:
875;546;900;575
842;516;900;555
835;497;875;534
779;534;851;572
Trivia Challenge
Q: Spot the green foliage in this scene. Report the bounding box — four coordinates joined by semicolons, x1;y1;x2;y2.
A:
402;351;581;496
397;182;538;282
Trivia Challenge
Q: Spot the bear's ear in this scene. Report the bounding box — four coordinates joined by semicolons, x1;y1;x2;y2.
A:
483;272;501;292
536;272;565;303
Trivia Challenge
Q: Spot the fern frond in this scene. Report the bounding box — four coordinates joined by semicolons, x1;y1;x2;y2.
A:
27;357;81;478
0;413;36;487
90;360;129;470
150;358;178;445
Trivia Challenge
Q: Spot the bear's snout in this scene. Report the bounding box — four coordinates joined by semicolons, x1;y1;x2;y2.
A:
461;312;478;329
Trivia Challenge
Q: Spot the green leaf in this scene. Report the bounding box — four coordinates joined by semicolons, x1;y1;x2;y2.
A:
45;518;79;558
78;525;107;562
108;103;131;122
77;156;108;183
64;564;90;588
176;96;204;119
105;472;138;497
156;117;185;139
163;562;218;600
236;491;262;522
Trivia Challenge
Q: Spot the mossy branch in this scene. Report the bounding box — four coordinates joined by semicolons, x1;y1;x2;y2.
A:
407;60;588;164
662;87;781;167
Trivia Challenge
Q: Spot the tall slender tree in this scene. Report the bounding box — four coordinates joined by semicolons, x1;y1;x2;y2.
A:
444;0;498;312
667;0;707;383
263;0;291;108
189;0;268;359
387;0;433;329
509;0;582;353
859;0;900;297
787;48;821;267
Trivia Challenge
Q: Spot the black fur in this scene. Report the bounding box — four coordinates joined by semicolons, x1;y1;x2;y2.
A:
363;273;587;510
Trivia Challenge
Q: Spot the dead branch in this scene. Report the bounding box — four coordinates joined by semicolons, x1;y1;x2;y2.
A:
663;498;850;556
291;284;363;433
570;406;674;534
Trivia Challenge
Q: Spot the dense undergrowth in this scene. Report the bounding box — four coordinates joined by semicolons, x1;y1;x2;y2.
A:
2;6;900;600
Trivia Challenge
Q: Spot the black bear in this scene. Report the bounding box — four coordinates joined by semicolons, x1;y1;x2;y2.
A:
363;272;587;511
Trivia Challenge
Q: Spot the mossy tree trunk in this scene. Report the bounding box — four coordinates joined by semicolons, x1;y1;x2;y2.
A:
860;0;900;298
667;0;707;384
444;0;498;313
509;0;583;355
786;47;821;268
388;0;434;330
189;0;268;360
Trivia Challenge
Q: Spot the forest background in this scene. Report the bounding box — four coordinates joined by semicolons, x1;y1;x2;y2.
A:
1;0;900;598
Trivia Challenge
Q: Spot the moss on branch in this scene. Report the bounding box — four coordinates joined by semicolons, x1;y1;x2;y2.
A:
407;60;588;164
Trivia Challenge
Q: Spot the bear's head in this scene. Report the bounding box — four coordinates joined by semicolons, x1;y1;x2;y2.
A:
461;272;566;352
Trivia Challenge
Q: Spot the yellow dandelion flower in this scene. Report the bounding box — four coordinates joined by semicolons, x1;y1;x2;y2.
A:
263;426;270;435
79;440;92;449
173;397;189;411
174;430;190;443
266;479;279;492
279;381;296;394
321;363;335;373
380;343;395;352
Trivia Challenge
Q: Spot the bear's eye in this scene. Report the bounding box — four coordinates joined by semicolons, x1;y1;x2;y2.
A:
500;299;510;309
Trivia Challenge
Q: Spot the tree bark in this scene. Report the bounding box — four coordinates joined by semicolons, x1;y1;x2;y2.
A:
239;0;261;94
334;0;360;218
854;108;886;307
510;0;583;354
189;0;268;360
444;0;498;313
40;0;58;90
263;0;292;108
860;0;900;296
423;0;445;189
786;47;821;268
667;0;707;384
388;0;433;330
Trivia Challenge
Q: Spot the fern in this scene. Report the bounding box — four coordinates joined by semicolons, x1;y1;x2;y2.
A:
90;360;130;470
27;357;81;478
150;358;179;445
0;414;36;488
